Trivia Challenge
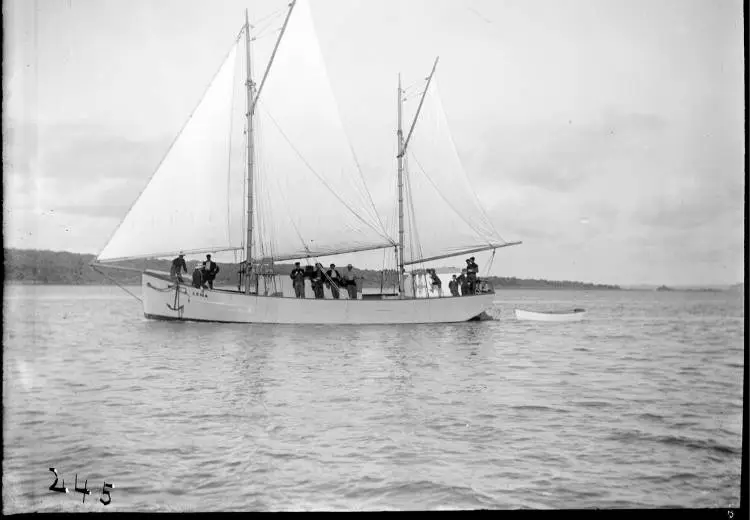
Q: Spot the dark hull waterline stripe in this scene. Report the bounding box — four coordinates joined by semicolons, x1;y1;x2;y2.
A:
143;312;487;325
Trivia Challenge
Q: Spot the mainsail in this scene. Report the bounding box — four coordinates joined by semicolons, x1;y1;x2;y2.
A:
249;0;394;263
96;0;394;266
401;76;509;265
97;42;245;263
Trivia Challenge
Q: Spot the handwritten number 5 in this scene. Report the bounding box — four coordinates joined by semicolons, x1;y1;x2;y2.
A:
100;482;114;505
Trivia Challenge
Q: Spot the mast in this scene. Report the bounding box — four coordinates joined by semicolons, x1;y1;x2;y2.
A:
243;2;296;294
397;57;439;296
396;74;405;295
244;9;255;294
402;57;439;153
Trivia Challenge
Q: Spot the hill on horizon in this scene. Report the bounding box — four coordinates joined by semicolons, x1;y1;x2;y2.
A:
4;247;624;290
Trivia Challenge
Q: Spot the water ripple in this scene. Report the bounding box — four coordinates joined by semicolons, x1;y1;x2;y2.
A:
2;286;743;511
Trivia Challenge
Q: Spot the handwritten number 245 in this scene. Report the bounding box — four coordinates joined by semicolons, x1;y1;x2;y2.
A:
48;468;114;505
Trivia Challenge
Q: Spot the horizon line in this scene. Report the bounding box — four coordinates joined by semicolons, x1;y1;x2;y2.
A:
4;246;743;288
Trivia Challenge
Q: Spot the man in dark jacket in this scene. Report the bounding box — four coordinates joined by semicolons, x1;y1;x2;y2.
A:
311;263;325;299
203;254;220;289
466;257;479;294
457;269;468;296
448;275;459;296
170;251;187;283
326;263;341;299
290;262;305;298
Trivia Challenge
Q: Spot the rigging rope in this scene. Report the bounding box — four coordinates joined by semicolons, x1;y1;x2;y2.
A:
240;123;247;259
431;79;506;243
410;151;495;246
251;6;286;27
91;265;143;303
226;45;240;247
250;7;286;37
343;137;389;240
486;248;496;276
261;107;396;246
403;155;430;298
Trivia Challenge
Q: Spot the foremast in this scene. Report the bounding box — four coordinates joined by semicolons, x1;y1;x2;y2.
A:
396;57;439;297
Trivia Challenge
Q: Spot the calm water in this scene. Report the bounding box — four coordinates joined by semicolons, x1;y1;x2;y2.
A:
2;285;744;512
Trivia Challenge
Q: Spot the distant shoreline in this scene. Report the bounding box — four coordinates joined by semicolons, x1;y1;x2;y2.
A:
4;281;713;292
5;248;740;291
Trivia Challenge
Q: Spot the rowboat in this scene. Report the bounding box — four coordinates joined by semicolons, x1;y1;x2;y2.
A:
514;308;586;322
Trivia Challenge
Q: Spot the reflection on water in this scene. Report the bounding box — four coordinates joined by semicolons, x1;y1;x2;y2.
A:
2;285;743;511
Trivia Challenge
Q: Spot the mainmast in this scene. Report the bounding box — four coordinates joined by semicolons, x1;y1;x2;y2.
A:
244;9;255;294
243;3;296;294
396;74;405;294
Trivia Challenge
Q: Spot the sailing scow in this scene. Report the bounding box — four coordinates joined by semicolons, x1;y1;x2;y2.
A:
92;0;521;324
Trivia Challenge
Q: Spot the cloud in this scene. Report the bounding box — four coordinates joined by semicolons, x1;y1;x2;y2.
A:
4;119;171;182
632;167;743;231
478;109;670;193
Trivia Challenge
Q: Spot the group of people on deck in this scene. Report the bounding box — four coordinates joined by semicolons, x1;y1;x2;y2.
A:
170;252;484;298
170;252;220;289
447;256;481;296
290;262;358;299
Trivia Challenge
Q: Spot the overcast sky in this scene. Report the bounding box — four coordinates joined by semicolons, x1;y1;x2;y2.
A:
3;0;744;285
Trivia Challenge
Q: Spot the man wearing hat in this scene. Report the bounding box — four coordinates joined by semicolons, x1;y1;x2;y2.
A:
311;263;326;299
203;254;220;289
326;263;342;299
448;274;459;296
170;251;188;283
342;264;358;299
290;261;305;298
466;257;479;295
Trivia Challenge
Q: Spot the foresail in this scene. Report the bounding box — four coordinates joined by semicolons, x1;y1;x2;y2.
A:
250;0;394;263
97;42;245;263
402;76;508;265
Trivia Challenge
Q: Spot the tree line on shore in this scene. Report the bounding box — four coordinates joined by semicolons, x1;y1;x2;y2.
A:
4;248;621;290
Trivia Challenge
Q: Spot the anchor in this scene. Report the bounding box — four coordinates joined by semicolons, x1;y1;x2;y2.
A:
166;281;185;317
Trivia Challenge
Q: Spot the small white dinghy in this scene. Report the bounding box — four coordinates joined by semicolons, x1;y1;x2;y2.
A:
514;308;586;322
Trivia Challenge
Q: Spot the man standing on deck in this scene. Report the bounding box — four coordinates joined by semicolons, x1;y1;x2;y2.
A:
466;257;479;294
203;254;220;289
457;269;468;296
326;263;342;299
343;264;358;299
170;251;187;283
312;263;326;299
290;262;305;298
448;275;459;296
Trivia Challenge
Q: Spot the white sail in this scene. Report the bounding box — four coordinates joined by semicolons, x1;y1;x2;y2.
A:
97;42;245;263
401;76;508;264
249;0;395;263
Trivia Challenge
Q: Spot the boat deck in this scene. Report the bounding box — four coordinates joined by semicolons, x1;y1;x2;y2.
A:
148;269;493;301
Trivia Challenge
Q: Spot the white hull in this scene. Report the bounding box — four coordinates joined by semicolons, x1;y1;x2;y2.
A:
514;308;585;322
142;271;494;324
